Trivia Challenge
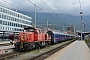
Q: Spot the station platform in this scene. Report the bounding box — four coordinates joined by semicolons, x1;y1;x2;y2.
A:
45;40;90;60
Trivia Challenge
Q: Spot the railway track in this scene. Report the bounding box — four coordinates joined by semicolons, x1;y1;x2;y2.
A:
0;40;76;60
29;40;75;60
0;51;28;60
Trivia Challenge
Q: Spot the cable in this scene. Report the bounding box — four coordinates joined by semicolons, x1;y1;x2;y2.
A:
41;0;55;13
1;0;49;23
2;0;31;15
41;0;73;26
3;0;20;9
27;0;59;21
2;0;72;30
41;0;62;20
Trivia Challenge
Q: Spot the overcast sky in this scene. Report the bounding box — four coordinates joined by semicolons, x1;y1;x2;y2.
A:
0;0;90;16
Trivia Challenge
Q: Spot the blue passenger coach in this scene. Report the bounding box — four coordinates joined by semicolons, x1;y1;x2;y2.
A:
47;31;75;44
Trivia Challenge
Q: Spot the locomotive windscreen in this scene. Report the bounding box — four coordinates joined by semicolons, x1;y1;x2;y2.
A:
24;27;37;32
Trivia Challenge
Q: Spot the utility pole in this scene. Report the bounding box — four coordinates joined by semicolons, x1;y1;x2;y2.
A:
80;12;83;40
74;26;76;35
84;24;85;32
79;0;83;40
62;23;65;32
46;19;48;31
83;23;85;40
34;4;36;28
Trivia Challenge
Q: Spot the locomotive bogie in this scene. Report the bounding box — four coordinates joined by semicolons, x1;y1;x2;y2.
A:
15;42;35;51
14;41;51;51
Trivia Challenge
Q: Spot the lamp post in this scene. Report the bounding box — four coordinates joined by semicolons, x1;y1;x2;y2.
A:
83;23;90;32
34;4;36;28
80;11;83;40
83;23;85;32
46;19;48;31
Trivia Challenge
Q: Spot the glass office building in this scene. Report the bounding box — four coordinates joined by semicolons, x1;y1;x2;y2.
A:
0;5;32;32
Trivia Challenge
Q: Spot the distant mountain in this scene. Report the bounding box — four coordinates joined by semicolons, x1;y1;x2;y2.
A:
18;11;90;32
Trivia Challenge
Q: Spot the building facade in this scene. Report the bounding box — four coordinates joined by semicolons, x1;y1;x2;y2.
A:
67;25;76;35
0;5;32;32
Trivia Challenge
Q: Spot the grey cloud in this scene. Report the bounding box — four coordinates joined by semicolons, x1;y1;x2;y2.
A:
0;0;90;16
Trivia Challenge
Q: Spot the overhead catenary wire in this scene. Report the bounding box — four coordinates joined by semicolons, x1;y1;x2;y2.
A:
41;0;62;21
41;0;55;13
27;0;59;21
41;0;74;26
1;0;33;16
41;0;64;21
2;0;59;27
1;0;48;23
3;0;20;10
2;0;73;30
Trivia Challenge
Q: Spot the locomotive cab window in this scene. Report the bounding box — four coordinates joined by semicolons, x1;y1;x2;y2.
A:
24;29;34;32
